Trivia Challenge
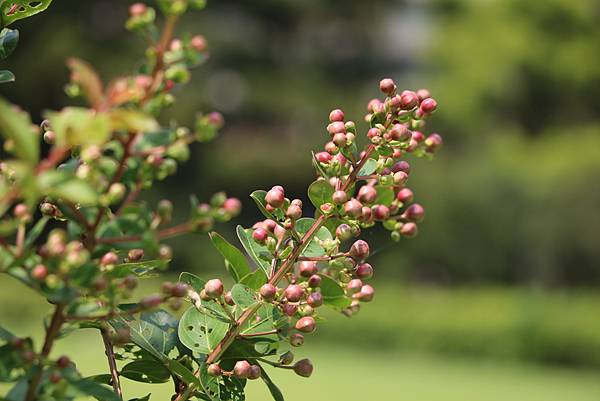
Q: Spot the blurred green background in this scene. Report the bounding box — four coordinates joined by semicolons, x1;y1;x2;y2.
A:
2;0;600;400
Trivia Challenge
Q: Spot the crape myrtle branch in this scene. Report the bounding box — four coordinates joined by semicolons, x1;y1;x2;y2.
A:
0;1;443;401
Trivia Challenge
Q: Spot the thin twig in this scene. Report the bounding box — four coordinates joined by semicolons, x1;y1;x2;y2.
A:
101;329;123;400
24;304;66;401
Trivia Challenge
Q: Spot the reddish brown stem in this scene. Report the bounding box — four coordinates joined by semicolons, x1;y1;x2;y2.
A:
101;329;123;400
24;304;65;401
96;221;193;245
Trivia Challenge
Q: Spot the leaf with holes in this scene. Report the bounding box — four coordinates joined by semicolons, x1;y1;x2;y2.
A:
1;0;54;27
178;307;230;355
110;309;178;361
121;360;171;383
230;284;257;309
295;218;333;257
209;232;251;282
179;271;205;292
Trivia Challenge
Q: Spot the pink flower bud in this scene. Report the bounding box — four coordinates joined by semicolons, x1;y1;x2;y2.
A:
357;185;377;204
327;121;346;135
344;198;363;218
140;294;163;309
404;203;425;222
372;205;390;221
379;78;396;95
282;303;298;316
332;133;347;148
307;274;321;288
396;188;414;203
259;284;277;301
400;90;419;109
420;98;437;114
223;198;242;216
332;190;348;204
295;316;316;333
358;285;375;302
315;151;332;163
392;160;411;174
346;279;363;294
307;292;323;308
129;2;147;17
286;204;302;220
354;263;373;280
335;223;353;241
425;133;443;152
248;365;261;380
128;249;144;262
207;111;224;128
349;240;370;261
290;333;304;347
393;171;409;186
412;131;425;142
190;35;207;52
284;284;304;302
224;291;235;305
31;264;48;281
400;222;418;238
233;360;252;379
389;124;411;141
329;109;345;122
299;261;318;277
204;279;224;298
252;227;268;244
101;252;119;266
13;204;28;219
265;188;285;208
207;364;222;376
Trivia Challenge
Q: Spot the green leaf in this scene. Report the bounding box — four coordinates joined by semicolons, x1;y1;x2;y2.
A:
121;360;171;383
249;190;273;220
66;58;104;107
294;218;333;257
311;151;329;178
239;269;267;290
178;307;230;355
167;359;201;386
209;232;251;282
374;185;395;206
40;173;99;206
0;28;19;59
236;225;271;274
108;259;169;278
257;363;284;401
241;303;281;338
67;376;120;401
0;97;38;164
318;274;350;310
230;284;257;309
0;69;14;83
128;395;151;401
23;216;49;249
179;271;205;292
1;0;53;26
307;180;334;209
110;309;178;362
357;158;377;176
108;109;159;133
45;107;111;148
199;363;220;401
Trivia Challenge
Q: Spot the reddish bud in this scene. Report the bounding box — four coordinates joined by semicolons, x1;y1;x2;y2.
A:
123;275;138;290
367;128;381;139
204;279;224;298
293;359;314;378
400;222;418;238
393;171;409;186
327;121;346;135
412;131;425;142
307;274;321;288
404;203;425;222
357;186;377;204
279;351;294;365
56;356;71;369
299;261;318;277
400;90;419;109
31;264;48;281
265;188;285;208
286;204;302;220
248;365;261;380
290;333;304;347
420;98;437;114
389;124;411;141
284;284;304;302
315;151;332;163
357;285;375;302
379;78;396;95
349;240;370;261
324;141;338;154
347;279;363;294
13;203;28;219
128;249;144;262
344;198;363;218
263;219;277;233
335;223;353;241
425;133;443;152
233;360;252;379
332;190;348;204
372;204;390;221
191;35;207;52
392;161;411;174
171;282;188;298
207;363;222;376
329;109;345;122
49;372;62;384
252;227;268;244
223;198;242;216
396;188;414;203
307;292;323;308
282;303;298;316
224;291;235;305
140;294;163;309
295;316;316;333
129;2;147;17
416;88;431;101
259;284;277;301
332;133;347;148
